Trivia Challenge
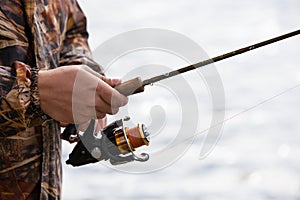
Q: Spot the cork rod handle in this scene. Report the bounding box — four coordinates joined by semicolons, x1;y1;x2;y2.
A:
114;77;145;97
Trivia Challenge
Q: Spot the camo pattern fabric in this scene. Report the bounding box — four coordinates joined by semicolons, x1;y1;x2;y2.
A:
0;0;103;199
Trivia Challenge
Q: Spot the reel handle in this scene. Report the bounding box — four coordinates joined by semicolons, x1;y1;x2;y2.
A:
114;77;144;96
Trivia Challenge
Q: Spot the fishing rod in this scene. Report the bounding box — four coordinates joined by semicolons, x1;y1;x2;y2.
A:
65;29;300;167
115;29;300;96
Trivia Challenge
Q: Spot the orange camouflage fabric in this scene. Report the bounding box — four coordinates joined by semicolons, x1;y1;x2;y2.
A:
0;0;103;199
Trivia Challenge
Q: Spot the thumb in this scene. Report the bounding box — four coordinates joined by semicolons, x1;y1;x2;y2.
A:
101;77;122;87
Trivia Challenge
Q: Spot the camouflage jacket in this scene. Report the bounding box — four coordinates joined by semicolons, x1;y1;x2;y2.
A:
0;0;103;199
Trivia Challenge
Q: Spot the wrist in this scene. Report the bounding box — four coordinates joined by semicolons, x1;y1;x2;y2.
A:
28;67;51;126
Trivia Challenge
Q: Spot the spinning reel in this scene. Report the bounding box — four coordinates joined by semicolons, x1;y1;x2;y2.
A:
63;117;150;166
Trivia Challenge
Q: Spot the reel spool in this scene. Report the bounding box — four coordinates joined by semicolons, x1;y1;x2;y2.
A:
115;123;149;153
65;117;150;166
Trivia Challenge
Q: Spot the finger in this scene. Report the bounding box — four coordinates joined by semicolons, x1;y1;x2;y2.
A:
94;96;120;115
96;80;128;108
77;120;91;132
80;106;106;122
95;117;107;131
96;112;106;119
101;77;122;87
81;66;122;88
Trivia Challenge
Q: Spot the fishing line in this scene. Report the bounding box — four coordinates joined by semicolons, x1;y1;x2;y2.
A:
154;83;300;153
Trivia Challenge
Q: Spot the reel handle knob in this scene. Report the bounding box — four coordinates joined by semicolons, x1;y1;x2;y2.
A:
114;77;144;96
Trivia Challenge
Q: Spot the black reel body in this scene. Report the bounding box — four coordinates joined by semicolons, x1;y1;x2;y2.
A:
65;118;150;166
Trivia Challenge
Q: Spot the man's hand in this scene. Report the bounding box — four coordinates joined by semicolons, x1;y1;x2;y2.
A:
38;65;128;124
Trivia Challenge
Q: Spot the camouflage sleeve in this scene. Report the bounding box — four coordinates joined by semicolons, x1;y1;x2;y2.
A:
0;5;47;132
0;61;48;133
59;0;104;75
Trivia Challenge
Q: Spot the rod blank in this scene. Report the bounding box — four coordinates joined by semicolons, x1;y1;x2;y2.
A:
115;29;300;96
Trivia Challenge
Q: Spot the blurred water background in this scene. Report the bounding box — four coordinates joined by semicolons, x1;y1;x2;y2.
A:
62;0;300;199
